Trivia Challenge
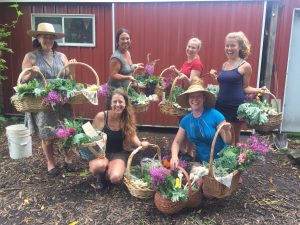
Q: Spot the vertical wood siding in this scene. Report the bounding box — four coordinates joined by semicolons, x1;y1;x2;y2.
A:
1;1;265;127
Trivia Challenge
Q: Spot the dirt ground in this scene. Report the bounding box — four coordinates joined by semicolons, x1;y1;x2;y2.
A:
0;122;299;225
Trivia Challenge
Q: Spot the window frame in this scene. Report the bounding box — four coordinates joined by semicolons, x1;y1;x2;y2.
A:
31;13;96;47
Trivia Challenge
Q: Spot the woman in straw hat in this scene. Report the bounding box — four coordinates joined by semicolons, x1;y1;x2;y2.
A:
21;23;77;177
170;80;232;168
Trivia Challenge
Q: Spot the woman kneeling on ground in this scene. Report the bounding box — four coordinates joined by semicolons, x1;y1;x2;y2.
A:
89;88;149;190
170;80;232;195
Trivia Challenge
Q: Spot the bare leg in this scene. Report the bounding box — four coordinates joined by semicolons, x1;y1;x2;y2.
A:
41;140;56;171
106;159;126;184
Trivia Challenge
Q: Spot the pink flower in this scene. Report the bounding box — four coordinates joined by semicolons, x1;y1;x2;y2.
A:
238;153;247;165
56;127;70;140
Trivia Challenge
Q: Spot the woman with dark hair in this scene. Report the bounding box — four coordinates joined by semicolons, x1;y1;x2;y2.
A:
105;28;144;109
90;88;149;190
21;23;77;177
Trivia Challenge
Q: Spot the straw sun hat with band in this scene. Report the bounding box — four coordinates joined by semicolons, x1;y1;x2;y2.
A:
27;23;65;39
176;80;216;109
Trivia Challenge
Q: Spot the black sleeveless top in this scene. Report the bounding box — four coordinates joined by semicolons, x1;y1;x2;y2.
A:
102;111;124;153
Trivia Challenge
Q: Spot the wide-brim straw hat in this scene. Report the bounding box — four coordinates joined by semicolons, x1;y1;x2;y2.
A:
27;23;65;39
176;80;216;108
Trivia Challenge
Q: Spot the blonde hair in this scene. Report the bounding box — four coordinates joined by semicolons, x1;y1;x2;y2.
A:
188;37;202;50
225;31;251;59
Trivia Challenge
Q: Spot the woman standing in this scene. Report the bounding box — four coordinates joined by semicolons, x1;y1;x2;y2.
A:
215;31;268;143
170;37;204;88
105;28;144;109
21;23;77;176
90;88;149;190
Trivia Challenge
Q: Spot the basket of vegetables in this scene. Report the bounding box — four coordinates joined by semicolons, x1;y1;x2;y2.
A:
202;123;242;198
127;82;150;113
56;61;100;105
123;144;161;199
11;68;50;112
159;76;189;117
237;92;282;133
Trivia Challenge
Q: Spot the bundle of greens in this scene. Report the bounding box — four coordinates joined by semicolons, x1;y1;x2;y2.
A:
128;87;149;105
16;79;47;98
237;100;278;126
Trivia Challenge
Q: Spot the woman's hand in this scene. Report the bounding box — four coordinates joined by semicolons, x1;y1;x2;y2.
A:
170;156;179;170
31;66;41;74
140;141;150;150
127;75;137;83
132;63;144;70
68;58;77;64
169;65;180;74
259;86;269;94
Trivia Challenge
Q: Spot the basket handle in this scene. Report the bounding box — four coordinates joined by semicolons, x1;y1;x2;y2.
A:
56;61;100;86
167;76;181;104
177;166;192;197
158;67;178;78
17;67;47;87
264;91;280;113
208;122;235;178
126;143;162;177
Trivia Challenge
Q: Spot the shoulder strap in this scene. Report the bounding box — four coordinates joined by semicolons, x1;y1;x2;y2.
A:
236;59;246;68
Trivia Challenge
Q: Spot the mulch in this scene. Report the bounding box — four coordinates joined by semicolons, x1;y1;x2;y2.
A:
0;123;299;225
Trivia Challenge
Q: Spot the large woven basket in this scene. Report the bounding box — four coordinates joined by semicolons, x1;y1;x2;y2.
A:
202;123;242;198
252;92;282;133
154;166;192;214
11;68;50;113
127;81;150;113
159;76;189;117
123;144;161;199
57;61;100;105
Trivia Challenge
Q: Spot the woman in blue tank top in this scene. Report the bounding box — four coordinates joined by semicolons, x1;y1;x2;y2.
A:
214;31;269;143
89;88;149;190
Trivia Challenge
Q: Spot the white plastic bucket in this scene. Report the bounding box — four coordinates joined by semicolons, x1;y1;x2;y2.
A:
6;124;32;159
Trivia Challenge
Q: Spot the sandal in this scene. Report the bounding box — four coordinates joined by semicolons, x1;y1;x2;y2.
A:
64;162;77;172
95;174;107;191
47;167;61;177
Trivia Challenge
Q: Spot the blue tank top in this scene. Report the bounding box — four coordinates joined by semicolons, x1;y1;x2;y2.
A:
217;64;244;106
102;111;124;153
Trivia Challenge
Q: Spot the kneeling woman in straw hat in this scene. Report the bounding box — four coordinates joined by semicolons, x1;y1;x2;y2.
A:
21;23;77;177
170;79;232;168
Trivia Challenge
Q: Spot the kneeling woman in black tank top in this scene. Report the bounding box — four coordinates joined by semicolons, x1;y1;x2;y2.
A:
89;88;149;190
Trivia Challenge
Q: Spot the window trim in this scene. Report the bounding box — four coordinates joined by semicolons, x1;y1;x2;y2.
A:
31;13;96;47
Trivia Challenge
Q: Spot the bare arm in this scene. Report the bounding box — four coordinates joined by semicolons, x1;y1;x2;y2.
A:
21;52;38;82
217;121;232;144
241;62;269;94
170;127;186;169
60;53;76;79
92;112;105;130
131;135;150;149
109;58;136;82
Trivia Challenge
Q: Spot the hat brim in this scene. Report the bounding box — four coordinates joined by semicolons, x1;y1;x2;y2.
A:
27;30;65;39
176;89;216;109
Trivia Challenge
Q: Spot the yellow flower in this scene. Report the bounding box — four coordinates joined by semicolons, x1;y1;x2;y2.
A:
175;178;180;188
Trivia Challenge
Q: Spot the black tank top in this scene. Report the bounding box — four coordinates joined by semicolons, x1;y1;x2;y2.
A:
102;111;124;153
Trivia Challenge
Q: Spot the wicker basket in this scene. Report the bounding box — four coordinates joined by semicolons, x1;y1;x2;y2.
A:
252;92;282;133
159;76;189;117
154;166;191;214
185;181;203;208
127;81;150;113
57;61;100;105
202;123;242;198
123;144;161;199
11;68;50;113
